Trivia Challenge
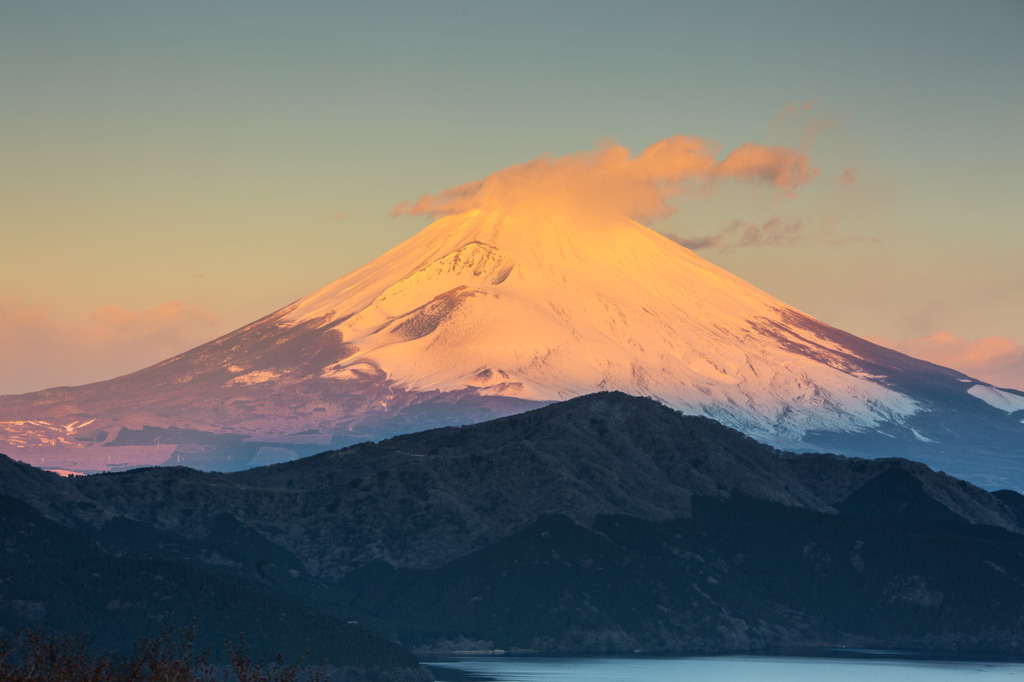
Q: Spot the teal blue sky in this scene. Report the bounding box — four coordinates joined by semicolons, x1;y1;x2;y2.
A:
2;1;1023;393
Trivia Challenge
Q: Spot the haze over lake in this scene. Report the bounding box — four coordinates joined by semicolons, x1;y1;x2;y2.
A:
427;655;1024;681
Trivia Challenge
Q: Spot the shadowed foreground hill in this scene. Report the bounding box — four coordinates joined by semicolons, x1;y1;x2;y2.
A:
3;392;1024;655
0;494;423;676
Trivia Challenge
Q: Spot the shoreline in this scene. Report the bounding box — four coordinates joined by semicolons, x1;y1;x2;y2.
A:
417;648;1024;664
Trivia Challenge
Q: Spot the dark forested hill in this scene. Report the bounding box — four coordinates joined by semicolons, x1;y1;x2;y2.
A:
2;392;1024;655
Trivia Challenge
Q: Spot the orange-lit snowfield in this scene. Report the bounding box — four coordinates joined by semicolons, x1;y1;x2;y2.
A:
285;202;918;448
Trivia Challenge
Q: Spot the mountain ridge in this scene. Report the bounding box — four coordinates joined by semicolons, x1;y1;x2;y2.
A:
3;392;1024;655
2;393;1020;575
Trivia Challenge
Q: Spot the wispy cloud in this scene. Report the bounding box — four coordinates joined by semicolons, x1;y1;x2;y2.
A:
0;299;221;395
663;217;874;251
771;100;839;151
771;100;819;125
869;332;1024;391
391;135;817;223
714;145;815;197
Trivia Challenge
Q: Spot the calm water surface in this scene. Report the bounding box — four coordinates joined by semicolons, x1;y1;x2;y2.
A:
426;655;1024;681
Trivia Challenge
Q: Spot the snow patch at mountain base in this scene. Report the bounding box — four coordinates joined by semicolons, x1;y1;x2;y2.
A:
321;362;381;381
968;385;1024;413
911;428;935;444
230;371;281;386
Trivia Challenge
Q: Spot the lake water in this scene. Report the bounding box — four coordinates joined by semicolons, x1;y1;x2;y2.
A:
425;654;1024;681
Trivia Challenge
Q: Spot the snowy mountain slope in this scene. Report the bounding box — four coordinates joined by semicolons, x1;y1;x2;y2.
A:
1;205;1023;488
281;207;923;444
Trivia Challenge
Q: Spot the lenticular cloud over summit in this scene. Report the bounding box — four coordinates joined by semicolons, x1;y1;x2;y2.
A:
390;136;816;223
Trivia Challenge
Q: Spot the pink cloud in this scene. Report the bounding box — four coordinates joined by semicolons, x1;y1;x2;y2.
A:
771;100;818;126
0;299;221;395
663;217;805;250
839;167;857;185
391;135;817;223
663;217;872;251
771;100;839;151
869;332;1024;391
716;144;816;194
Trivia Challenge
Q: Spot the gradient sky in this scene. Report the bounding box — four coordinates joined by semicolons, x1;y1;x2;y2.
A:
3;0;1023;394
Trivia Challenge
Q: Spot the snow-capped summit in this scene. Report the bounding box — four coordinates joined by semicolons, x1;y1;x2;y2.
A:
283;207;920;447
2;205;1023;489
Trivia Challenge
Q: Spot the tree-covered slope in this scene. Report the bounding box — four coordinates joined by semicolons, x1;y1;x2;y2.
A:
2;392;1023;655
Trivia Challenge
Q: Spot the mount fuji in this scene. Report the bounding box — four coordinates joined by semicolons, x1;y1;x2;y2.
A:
3;205;1023;488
